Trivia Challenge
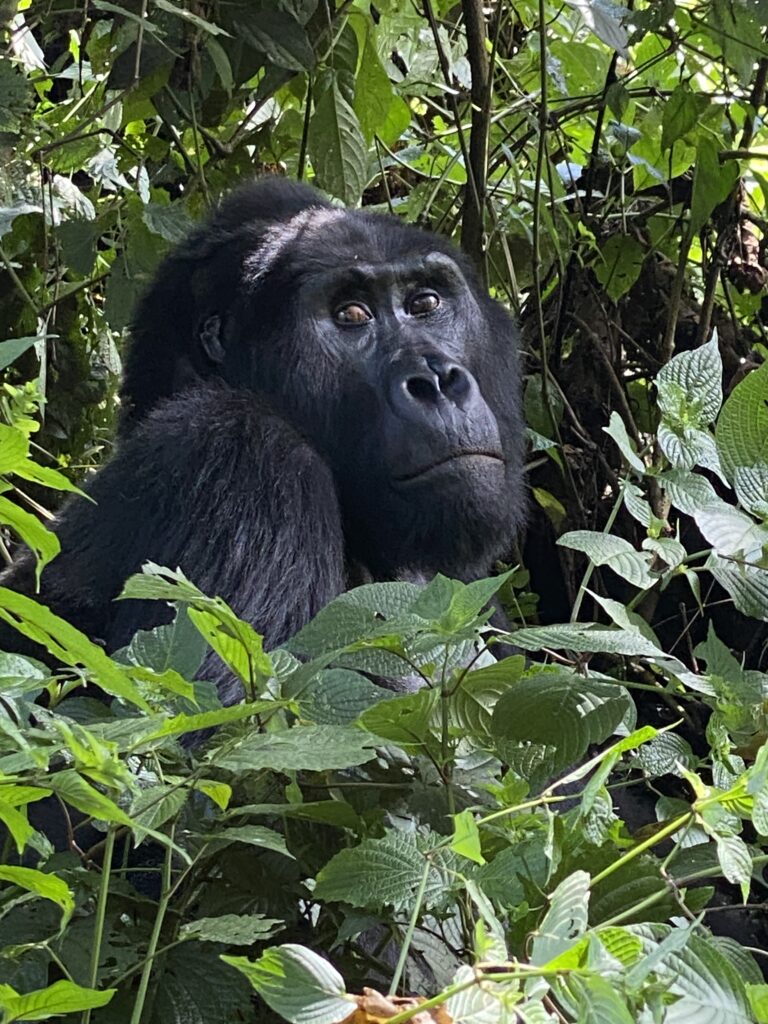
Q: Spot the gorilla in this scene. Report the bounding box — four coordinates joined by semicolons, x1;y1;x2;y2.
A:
2;178;524;700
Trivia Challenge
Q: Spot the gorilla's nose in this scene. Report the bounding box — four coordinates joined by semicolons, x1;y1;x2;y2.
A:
390;355;479;421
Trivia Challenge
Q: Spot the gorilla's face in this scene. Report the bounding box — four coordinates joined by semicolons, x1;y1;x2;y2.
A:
230;208;524;579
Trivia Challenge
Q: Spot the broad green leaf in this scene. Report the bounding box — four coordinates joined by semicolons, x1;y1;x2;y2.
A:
630;923;754;1023
0;800;34;854
308;76;368;205
603;411;645;473
46;770;133;825
564;0;628;54
509;621;665;658
180;914;283;945
531;870;590;966
707;552;768;621
0;496;59;582
450;809;485;864
298;668;394;724
234;5;315;70
656;336;723;426
690;138;739;235
694;502;768;561
0;337;38;373
211;725;376;773
571;975;634;1024
354;29;396;143
660;469;719;515
594;234;644;301
358;687;439;752
130;785;188;844
0;866;74;923
315;831;425;910
123;607;207;680
715;834;752;901
0;981;114;1022
716;362;768;482
223;945;352;1024
557;530;654;589
491;670;632;786
661;85;708;151
0;588;149;709
0;423;29;474
153;0;230;35
198;825;294;858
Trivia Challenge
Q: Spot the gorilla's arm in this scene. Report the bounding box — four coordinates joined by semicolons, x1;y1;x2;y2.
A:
1;386;346;699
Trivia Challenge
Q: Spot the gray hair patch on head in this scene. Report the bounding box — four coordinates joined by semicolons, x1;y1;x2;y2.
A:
244;207;346;284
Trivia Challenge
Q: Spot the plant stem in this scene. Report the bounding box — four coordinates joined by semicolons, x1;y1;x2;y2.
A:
388;857;431;996
129;840;173;1024
82;827;116;1024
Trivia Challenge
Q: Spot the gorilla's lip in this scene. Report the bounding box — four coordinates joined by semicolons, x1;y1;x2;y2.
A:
393;451;505;484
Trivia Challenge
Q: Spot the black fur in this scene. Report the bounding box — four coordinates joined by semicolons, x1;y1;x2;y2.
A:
2;179;524;701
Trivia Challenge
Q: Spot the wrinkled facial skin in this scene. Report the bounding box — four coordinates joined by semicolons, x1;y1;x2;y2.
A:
224;211;524;581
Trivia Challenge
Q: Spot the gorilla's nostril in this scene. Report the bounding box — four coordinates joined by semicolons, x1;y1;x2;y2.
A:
406;377;437;402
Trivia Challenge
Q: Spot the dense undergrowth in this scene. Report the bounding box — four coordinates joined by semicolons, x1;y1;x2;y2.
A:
3;0;768;1021
0;337;766;1022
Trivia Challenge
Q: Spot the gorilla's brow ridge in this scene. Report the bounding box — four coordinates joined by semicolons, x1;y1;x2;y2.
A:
244;207;346;283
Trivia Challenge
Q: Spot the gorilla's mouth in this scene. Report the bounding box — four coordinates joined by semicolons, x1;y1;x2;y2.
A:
393;451;505;484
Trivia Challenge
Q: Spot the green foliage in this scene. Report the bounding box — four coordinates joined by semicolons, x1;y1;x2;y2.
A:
3;0;768;1020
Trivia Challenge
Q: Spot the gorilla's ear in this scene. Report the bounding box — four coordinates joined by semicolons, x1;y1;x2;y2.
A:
198;315;225;363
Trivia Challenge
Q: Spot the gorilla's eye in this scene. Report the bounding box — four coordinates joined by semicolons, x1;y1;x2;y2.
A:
334;302;373;325
406;291;440;316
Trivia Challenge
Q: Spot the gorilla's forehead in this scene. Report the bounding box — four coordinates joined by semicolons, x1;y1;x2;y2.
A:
245;205;460;285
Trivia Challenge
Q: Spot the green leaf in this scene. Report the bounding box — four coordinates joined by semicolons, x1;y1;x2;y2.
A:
0;336;39;373
0;496;59;582
509;621;665;658
211;725;376;773
199;825;294;858
450;809;485;864
298;669;394;724
690;137;739;235
491;670;632;787
46;770;133;826
308;75;368;205
694;501;768;561
153;0;230;35
531;870;590;966
354;29;405;145
594;234;645;301
123;607;207;680
656;335;723;426
630;923;755;1022
716;362;768;483
707;551;768;621
715;834;752;901
564;0;628;54
0;588;149;709
223;945;352;1024
315;831;425;910
0;423;29;475
130;785;188;844
571;975;635;1024
558;530;654;589
0;981;114;1022
662;85;708;151
234;4;315;71
180;914;283;945
603;411;645;473
661;469;719;515
0;866;74;924
0;800;34;854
